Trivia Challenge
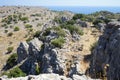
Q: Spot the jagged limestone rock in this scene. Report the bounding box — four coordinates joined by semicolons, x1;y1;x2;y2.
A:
89;21;120;80
17;42;29;63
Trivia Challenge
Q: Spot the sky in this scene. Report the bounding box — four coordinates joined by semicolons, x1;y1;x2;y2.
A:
0;0;120;7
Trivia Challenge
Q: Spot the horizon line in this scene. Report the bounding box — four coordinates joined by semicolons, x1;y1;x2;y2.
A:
0;5;120;7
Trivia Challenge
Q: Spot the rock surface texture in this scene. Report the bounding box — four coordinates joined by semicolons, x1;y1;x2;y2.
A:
0;73;100;80
89;21;120;80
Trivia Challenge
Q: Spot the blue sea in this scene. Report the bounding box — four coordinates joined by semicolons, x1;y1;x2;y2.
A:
45;6;120;14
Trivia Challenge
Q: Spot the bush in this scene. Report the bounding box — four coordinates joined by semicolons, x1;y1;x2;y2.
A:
25;24;32;28
26;37;33;43
4;30;8;33
14;26;20;31
67;20;76;25
93;19;104;25
54;17;62;24
61;24;84;35
34;31;41;38
51;37;65;48
73;14;87;20
53;27;66;37
7;67;26;78
20;17;28;21
6;53;17;68
43;28;51;36
43;27;66;37
7;47;14;53
7;32;13;37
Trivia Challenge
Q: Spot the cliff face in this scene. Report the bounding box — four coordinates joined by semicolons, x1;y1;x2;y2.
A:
89;21;120;80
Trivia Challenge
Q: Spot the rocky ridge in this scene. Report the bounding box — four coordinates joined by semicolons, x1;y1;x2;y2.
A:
88;21;120;80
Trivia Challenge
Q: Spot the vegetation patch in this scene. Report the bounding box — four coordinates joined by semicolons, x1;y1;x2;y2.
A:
25;24;33;28
6;53;17;68
61;24;84;35
7;46;14;53
14;26;20;31
3;67;26;78
51;37;65;48
7;32;13;37
34;31;41;38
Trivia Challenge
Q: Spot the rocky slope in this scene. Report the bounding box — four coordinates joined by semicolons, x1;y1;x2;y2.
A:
0;6;73;70
1;6;120;80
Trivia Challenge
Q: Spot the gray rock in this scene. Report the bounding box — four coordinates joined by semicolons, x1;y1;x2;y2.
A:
73;75;101;80
0;74;72;80
69;55;84;77
72;32;80;41
17;42;29;63
76;19;90;27
97;23;106;32
89;21;120;80
46;30;58;42
28;38;43;58
41;46;66;75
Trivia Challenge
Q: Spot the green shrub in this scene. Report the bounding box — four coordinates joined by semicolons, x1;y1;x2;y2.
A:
43;28;51;36
14;26;20;31
4;30;8;33
6;53;17;68
7;67;26;78
20;17;28;21
34;31;41;38
53;27;66;37
93;19;104;25
51;37;65;48
77;29;84;35
43;27;66;37
7;32;13;37
54;17;62;24
73;14;87;20
7;47;14;53
28;28;33;32
25;24;32;28
26;37;33;43
61;24;84;35
67;20;76;25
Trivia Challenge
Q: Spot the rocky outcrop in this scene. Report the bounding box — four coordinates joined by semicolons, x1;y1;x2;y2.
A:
41;44;67;74
97;23;106;32
76;19;90;27
28;38;43;58
17;38;43;75
89;21;120;80
17;42;29;63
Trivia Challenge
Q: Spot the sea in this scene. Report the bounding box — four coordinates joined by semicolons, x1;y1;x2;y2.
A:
44;6;120;14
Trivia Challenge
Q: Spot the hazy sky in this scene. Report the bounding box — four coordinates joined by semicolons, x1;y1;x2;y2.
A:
0;0;120;6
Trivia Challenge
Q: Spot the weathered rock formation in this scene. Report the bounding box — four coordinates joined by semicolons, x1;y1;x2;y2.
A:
89;21;120;80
